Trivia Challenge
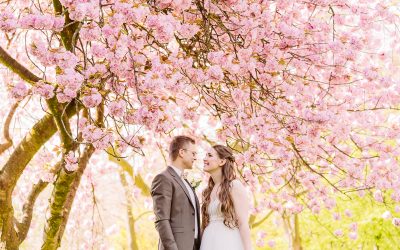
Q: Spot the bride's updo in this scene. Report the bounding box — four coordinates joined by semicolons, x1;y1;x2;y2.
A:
201;145;238;231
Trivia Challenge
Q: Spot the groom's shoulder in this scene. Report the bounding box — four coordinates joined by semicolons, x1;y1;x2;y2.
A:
152;167;173;181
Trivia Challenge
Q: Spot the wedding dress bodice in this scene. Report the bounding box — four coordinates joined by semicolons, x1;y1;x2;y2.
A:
208;199;224;222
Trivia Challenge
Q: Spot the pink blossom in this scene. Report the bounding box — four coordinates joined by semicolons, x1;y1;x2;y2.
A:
0;8;18;32
81;124;114;150
65;151;78;172
374;190;384;202
349;222;358;232
40;172;56;183
78;117;88;130
109;100;126;117
334;229;343;237
146;14;177;43
19;14;64;31
382;211;392;219
55;51;79;69
11;82;29;100
348;232;358;240
69;2;100;21
393;218;400;227
91;43;107;58
256;239;265;248
82;88;102;108
267;239;276;248
333;212;341;221
32;81;55;99
178;23;199;39
157;0;173;9
345;209;353;218
172;0;192;11
130;6;151;23
56;68;84;103
208;51;225;64
207;65;224;81
80;22;102;41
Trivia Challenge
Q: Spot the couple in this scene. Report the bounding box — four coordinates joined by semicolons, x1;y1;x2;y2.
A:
151;136;252;250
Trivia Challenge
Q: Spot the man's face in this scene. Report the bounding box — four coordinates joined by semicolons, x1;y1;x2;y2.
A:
180;142;197;169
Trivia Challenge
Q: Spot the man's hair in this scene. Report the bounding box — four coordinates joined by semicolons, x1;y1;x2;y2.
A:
169;136;195;161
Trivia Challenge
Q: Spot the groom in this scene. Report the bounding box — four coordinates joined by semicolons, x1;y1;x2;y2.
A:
151;135;201;250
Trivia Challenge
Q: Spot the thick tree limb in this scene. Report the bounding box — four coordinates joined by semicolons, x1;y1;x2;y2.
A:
0;100;78;189
0;102;19;155
15;180;48;242
53;0;80;52
0;101;79;249
15;153;72;243
41;144;95;250
0;46;40;85
42;103;102;250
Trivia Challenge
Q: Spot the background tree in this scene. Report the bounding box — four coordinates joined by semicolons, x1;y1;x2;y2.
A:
0;0;400;249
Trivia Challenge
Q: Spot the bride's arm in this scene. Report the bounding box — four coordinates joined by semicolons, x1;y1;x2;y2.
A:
231;180;253;250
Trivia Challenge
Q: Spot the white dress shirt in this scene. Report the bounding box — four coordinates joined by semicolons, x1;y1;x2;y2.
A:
170;165;198;239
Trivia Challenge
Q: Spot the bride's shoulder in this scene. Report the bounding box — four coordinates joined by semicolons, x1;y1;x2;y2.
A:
230;179;248;201
230;179;245;191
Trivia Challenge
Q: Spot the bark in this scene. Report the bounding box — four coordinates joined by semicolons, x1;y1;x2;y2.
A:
0;102;77;250
41;145;95;250
0;102;19;155
0;0;82;245
16;158;67;243
53;0;80;52
0;46;40;84
42;104;101;250
293;214;302;250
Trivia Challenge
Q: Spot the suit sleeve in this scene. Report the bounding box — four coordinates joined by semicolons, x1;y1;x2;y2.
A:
151;174;178;250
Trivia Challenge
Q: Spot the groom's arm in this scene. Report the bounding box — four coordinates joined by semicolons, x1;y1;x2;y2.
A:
151;174;178;250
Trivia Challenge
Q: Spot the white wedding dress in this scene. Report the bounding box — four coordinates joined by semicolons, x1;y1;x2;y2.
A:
200;198;244;250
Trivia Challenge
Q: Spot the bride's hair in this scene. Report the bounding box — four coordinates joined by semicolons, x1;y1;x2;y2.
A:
201;145;238;231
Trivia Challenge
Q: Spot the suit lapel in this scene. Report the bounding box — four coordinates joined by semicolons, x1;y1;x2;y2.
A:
168;167;194;208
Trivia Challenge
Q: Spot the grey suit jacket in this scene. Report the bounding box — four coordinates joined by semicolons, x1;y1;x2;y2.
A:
151;167;201;250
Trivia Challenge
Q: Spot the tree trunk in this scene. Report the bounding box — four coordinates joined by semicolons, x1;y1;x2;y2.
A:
293;214;302;250
41;145;95;250
282;214;303;250
42;103;101;250
0;102;77;250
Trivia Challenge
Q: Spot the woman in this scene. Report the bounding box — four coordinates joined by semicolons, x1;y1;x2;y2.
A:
200;145;252;250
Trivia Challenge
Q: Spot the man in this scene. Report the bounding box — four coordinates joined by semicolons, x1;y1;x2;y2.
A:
151;135;201;250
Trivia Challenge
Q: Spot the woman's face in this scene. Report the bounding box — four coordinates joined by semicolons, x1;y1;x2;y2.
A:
203;147;225;173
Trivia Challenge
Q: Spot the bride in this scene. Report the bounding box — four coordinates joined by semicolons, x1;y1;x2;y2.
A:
200;145;252;250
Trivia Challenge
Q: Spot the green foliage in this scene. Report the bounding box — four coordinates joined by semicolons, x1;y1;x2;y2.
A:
297;194;400;250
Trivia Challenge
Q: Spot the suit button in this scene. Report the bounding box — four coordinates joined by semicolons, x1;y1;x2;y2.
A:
192;212;195;215
192;229;195;232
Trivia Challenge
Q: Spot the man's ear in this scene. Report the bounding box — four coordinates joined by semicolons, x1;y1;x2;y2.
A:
219;159;226;166
178;148;185;158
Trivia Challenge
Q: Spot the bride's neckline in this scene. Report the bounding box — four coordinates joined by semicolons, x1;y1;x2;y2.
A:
210;198;220;204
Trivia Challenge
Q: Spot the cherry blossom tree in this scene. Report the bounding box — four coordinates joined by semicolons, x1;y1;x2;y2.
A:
1;0;400;249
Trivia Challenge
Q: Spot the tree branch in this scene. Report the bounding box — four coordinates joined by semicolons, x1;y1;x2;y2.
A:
0;102;19;155
107;149;150;197
0;46;40;85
